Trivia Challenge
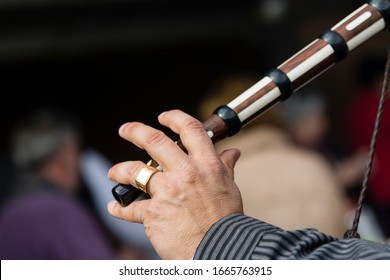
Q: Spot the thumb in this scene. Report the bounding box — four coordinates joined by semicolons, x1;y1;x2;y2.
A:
219;148;241;179
107;199;147;224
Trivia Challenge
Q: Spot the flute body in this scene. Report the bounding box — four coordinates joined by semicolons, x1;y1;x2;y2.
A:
112;0;390;206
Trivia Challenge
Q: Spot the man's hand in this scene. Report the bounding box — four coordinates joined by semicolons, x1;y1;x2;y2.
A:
107;109;243;259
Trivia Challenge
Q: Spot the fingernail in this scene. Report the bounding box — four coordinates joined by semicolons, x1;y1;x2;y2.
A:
158;111;166;119
119;123;129;134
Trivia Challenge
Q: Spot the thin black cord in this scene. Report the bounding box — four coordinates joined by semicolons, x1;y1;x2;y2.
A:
344;46;390;239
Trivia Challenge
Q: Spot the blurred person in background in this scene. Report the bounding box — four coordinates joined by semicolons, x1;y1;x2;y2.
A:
197;73;348;238
281;87;385;241
280;88;366;188
280;89;333;159
0;108;151;259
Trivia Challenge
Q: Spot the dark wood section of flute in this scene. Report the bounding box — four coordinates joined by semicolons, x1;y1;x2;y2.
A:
334;5;383;41
202;114;231;143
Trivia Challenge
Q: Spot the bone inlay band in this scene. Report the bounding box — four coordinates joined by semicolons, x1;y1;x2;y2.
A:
227;76;282;123
279;42;335;84
345;19;384;50
331;3;385;51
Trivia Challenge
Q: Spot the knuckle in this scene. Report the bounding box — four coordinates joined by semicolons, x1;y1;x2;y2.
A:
182;118;203;132
127;161;144;176
178;161;200;185
145;129;168;147
145;200;162;220
182;168;199;185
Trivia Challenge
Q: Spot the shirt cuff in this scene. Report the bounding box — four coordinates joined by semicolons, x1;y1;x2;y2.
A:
193;213;279;260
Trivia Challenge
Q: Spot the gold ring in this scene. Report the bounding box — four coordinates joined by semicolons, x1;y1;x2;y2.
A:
135;165;159;193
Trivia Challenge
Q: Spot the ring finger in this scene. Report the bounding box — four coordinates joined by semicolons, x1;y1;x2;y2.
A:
108;160;161;196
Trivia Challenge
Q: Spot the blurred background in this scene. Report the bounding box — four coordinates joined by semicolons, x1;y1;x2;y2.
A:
0;0;388;164
1;0;390;259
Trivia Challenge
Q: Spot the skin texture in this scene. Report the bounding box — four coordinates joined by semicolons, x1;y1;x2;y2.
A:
107;109;243;259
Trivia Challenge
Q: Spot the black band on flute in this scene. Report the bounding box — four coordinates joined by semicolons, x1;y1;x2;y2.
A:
213;105;242;136
265;68;293;101
319;30;349;62
369;0;390;27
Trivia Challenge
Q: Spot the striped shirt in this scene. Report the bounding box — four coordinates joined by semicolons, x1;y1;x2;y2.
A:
194;213;390;260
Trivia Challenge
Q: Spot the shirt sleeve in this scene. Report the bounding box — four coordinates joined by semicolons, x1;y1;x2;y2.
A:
193;213;390;260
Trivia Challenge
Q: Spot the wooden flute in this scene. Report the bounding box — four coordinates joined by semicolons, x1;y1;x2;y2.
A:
112;0;390;206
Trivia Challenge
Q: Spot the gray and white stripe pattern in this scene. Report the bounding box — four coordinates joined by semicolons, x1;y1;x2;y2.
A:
194;213;390;260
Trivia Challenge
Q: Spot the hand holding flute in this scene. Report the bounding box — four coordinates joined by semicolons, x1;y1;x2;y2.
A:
107;110;243;259
107;110;390;260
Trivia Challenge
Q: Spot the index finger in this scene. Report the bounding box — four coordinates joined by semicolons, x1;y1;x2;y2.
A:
118;121;188;172
157;110;217;159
